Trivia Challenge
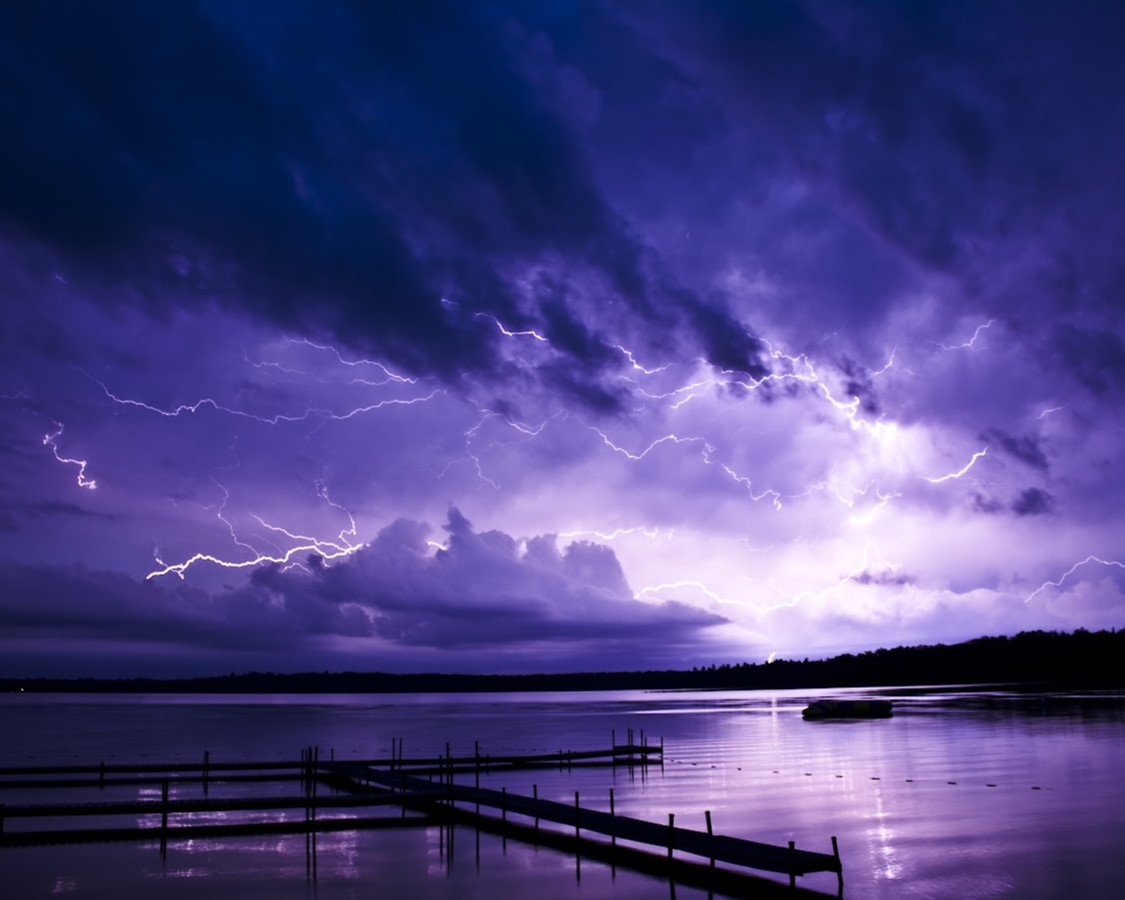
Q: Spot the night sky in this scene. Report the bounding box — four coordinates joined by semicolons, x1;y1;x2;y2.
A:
2;1;1124;677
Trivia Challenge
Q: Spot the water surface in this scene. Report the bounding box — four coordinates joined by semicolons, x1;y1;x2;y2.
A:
1;686;1122;898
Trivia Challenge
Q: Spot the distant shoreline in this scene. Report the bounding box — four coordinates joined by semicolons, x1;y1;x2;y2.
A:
3;628;1122;694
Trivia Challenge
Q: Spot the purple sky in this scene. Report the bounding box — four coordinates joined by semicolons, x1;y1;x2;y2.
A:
2;1;1124;677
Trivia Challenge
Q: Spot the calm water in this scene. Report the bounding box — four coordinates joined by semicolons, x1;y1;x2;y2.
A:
1;687;1123;898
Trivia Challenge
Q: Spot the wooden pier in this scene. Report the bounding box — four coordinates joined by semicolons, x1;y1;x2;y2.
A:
0;738;844;897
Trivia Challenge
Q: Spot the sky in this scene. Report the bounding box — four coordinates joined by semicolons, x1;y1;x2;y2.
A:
2;1;1124;678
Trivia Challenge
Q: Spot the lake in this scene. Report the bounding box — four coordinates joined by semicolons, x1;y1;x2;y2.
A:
1;686;1123;898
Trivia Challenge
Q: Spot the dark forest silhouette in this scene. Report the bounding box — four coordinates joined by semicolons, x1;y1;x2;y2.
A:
3;628;1122;693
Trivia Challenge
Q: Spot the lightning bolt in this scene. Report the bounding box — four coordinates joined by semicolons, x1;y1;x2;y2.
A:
939;318;997;352
42;422;96;490
1023;555;1125;604
558;525;671;542
449;407;564;489
92;375;444;424
637;541;889;613
282;338;419;383
69;307;1023;633
921;446;989;483
869;349;897;377
474;312;548;343
612;344;672;375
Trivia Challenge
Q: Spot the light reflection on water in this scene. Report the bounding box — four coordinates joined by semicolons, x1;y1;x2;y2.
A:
1;686;1123;898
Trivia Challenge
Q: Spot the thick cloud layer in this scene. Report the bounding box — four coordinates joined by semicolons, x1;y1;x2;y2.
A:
0;510;725;675
1;1;1123;675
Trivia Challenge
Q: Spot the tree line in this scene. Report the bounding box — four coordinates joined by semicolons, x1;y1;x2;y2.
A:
3;628;1122;693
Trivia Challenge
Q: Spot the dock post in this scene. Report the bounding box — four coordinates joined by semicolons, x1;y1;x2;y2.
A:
161;779;169;832
705;810;714;867
501;787;507;823
609;789;615;847
668;813;675;858
832;835;843;896
574;791;580;839
533;784;539;833
788;840;796;889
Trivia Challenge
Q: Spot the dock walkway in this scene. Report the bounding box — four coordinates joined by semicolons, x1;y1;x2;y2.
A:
1;740;844;896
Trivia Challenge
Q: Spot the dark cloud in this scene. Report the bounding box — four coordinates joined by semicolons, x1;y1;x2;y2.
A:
982;429;1049;471
850;569;913;587
972;493;1005;515
1012;488;1055;517
624;0;1125;340
20;500;116;520
0;1;767;411
0;561;324;650
1051;325;1125;396
838;358;880;416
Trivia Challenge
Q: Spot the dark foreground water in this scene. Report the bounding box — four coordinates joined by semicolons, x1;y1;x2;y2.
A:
1;686;1123;899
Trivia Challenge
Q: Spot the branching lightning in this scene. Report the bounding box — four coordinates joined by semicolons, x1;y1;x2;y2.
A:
148;478;363;580
43;422;96;490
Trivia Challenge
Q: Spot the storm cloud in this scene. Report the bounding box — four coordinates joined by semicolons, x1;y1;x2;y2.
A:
1;1;1123;675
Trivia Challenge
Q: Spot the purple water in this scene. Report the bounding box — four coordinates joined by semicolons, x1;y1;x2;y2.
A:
1;687;1122;898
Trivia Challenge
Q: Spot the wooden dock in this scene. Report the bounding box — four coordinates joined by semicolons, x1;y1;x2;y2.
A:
0;739;844;897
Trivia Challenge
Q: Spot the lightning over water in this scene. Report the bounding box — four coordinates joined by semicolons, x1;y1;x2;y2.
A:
2;0;1124;677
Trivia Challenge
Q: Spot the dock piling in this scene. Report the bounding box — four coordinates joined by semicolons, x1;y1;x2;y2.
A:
832;835;843;896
